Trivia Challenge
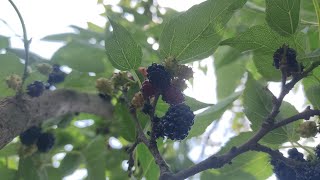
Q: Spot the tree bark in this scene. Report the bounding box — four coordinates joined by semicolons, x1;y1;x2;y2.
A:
0;89;113;149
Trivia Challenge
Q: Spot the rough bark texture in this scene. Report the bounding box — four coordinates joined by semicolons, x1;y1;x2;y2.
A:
0;89;113;149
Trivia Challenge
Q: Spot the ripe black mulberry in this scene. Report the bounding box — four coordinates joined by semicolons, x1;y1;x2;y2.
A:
47;64;66;84
147;63;172;90
36;132;55;152
273;45;300;76
162;86;185;105
160;104;194;140
27;81;45;97
20;126;42;146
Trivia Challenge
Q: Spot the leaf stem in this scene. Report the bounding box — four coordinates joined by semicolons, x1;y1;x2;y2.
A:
8;0;30;94
130;70;142;87
294;141;316;159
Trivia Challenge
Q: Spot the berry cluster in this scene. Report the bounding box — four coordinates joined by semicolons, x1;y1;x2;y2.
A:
271;147;320;180
273;45;302;77
20;126;55;152
153;104;195;140
141;59;192;106
137;59;195;140
297;121;318;138
26;64;66;97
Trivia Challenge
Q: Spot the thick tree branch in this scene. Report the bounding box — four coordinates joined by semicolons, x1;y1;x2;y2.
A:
0;89;113;149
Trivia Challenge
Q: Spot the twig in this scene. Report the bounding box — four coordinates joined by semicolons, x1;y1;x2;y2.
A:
198;121;219;161
127;140;140;176
273;109;320;130
130;111;170;174
8;0;30;93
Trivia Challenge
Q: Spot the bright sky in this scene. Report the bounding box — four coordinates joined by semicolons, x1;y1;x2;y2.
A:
0;1;309;180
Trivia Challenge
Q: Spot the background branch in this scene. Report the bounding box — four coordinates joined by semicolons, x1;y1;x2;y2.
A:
0;89;113;149
8;0;30;91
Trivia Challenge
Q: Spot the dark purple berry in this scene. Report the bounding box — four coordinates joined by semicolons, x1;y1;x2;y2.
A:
159;104;194;140
273;45;300;76
47;65;66;84
142;103;153;115
147;63;172;90
36;132;55;152
141;80;156;99
162;85;185;105
270;158;296;180
20;126;42;146
315;145;320;159
288;148;305;162
27;81;45;97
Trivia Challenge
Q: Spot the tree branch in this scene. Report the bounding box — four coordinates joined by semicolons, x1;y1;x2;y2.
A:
0;89;113;149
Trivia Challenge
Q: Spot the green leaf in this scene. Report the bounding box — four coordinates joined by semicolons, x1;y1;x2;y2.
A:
114;103;136;142
57;71;97;93
0;53;24;77
0;143;18;157
205;132;272;180
185;96;213;111
41;33;79;42
204;152;272;180
156;98;170;117
159;0;247;63
45;167;63;180
302;66;320;91
216;60;246;100
214;46;242;69
243;74;300;145
253;51;281;81
221;24;304;81
265;0;301;36
105;19;142;70
214;47;247;100
0;166;17;180
0;35;9;49
0;53;24;97
277;102;301;142
306;85;320;109
220;25;303;54
18;156;40;180
59;151;83;176
6;48;47;64
218;132;255;154
83;136;106;180
188;92;241;138
300;49;320;61
137;144;159;180
51;42;107;73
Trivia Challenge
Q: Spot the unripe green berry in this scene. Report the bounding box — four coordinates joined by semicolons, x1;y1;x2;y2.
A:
131;92;144;109
6;74;22;90
36;63;53;75
96;78;113;95
297;121;318;138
